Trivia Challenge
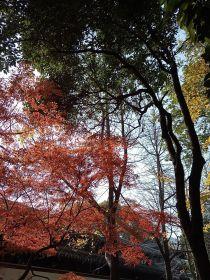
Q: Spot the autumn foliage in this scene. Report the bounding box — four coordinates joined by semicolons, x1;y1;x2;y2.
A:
0;64;172;267
58;272;85;280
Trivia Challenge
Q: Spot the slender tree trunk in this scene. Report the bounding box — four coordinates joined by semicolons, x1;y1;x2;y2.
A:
105;101;120;280
156;236;173;280
107;179;120;279
164;255;173;280
17;251;36;280
156;144;173;280
105;253;120;280
107;182;119;280
18;267;31;280
18;245;54;280
110;254;120;280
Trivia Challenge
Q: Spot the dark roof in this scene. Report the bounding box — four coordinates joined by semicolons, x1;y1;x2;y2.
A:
0;245;164;280
0;262;110;279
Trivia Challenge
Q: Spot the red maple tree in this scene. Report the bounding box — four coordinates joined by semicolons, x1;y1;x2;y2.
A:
0;64;173;279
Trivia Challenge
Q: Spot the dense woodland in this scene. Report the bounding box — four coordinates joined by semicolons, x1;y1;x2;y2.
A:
0;1;210;280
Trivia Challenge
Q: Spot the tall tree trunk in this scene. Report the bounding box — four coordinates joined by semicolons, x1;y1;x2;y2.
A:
183;232;200;280
164;255;173;280
105;253;120;280
105;101;120;280
156;141;173;280
107;181;119;280
187;233;209;280
162;232;173;280
170;64;210;280
110;254;120;280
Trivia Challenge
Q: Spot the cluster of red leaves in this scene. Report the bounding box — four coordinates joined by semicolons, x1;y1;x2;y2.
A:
98;202;173;265
120;245;152;266
58;272;85;280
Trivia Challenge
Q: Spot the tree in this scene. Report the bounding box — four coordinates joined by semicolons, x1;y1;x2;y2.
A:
161;0;210;98
136;111;184;280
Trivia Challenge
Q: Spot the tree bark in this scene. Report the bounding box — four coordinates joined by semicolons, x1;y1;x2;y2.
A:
187;233;210;280
156;141;173;280
18;266;31;280
109;254;120;280
170;64;210;280
105;101;120;280
110;254;120;280
183;234;199;280
164;255;173;280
